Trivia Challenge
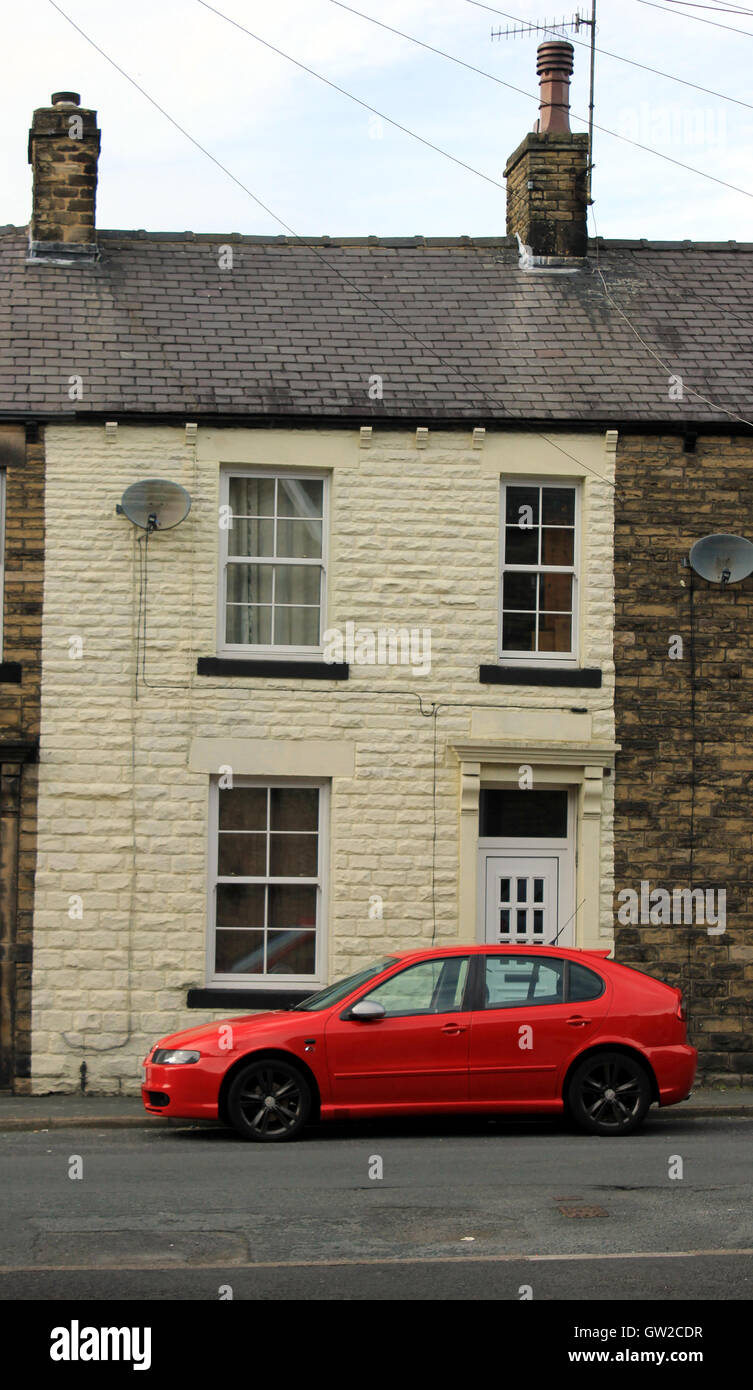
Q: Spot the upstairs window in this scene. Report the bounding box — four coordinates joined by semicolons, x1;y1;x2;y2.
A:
220;470;327;655
500;482;579;663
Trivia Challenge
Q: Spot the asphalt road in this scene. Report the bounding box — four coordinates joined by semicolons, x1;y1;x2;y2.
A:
1;1111;751;1300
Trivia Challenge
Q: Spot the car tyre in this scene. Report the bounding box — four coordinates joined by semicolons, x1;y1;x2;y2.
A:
227;1057;311;1142
567;1050;652;1137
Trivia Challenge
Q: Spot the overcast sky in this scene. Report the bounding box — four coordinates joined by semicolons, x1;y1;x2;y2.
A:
3;0;752;242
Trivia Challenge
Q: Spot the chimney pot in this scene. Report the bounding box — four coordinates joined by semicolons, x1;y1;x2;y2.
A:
51;92;81;106
536;40;574;135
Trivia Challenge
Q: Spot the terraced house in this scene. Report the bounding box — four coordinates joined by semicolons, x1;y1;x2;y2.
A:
1;44;750;1093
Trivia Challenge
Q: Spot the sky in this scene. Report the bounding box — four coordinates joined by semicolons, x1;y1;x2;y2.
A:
3;0;752;242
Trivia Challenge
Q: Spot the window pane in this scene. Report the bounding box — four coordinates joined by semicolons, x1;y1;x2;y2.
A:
215;928;265;974
218;832;266;877
539;572;572;612
268;884;318;929
225;603;273;645
228;517;274;558
219;787;267;831
502;611;535;651
542;487;575;526
505;525;538;565
271;788;319;832
277;478;324;519
505;486;539;526
216;883;266;930
538;612;572;652
229;477;276;518
266;929;316;975
541;527;574;565
274;564;321;606
269;833;318;876
226;563;273;603
277;518;323;560
274;605;320;647
480;789;568;838
503;572;537;610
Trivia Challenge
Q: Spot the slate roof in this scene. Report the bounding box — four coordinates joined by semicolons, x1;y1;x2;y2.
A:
1;226;751;426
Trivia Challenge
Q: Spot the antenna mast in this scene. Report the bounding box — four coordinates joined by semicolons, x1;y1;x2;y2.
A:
492;4;597;205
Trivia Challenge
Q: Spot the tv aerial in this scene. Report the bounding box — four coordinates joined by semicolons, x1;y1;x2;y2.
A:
688;534;753;588
116;479;191;533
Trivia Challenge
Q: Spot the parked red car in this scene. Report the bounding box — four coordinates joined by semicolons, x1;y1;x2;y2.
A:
141;946;696;1141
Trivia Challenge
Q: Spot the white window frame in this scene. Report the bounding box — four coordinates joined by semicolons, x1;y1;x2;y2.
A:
498;478;581;667
207;776;329;988
218;466;330;659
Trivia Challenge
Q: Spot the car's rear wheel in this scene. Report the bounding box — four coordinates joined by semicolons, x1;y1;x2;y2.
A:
227;1058;311;1142
567;1051;652;1136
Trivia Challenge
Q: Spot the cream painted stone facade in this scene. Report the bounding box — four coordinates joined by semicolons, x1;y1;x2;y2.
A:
31;423;616;1092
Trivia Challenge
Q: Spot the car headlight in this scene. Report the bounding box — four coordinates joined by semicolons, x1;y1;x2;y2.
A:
151;1049;201;1065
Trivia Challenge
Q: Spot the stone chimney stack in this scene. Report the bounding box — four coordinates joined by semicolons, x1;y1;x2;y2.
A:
504;43;589;259
28;93;100;260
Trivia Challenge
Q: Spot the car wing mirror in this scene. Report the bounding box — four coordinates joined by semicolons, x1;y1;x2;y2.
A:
347;1000;386;1022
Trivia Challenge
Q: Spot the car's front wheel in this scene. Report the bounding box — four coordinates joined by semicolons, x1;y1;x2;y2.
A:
567;1051;652;1136
227;1058;311;1142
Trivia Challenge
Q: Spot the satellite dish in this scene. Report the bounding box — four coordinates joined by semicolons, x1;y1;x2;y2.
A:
689;533;753;586
117;479;191;532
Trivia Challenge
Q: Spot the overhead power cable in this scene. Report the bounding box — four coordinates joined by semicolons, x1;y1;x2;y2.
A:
635;0;753;35
463;0;753;111
321;0;753;198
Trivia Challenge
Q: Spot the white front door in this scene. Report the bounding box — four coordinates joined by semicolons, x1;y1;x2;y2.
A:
484;854;562;945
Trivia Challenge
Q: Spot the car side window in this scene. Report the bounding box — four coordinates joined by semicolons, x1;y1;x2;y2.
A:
567;961;605;1002
361;957;470;1018
483;956;564;1009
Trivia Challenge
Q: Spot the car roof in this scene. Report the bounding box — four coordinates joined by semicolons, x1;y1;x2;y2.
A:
386;945;612;962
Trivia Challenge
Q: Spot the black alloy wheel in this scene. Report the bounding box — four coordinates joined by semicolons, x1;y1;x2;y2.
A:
227;1058;311;1142
568;1051;652;1136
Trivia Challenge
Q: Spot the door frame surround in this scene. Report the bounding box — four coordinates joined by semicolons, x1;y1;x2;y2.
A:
479;785;575;946
452;741;618;950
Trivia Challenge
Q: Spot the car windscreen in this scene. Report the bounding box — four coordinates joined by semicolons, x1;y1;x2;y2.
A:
292;958;398;1011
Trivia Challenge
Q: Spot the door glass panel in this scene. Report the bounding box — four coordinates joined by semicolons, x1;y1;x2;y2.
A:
498;879;510;903
362;957;470;1017
484;956;565;1008
533;910;544;934
516;879;527;902
533;878;544;902
499;909;510;933
516;910;527;933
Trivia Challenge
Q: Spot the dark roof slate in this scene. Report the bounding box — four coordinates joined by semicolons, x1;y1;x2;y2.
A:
1;227;751;425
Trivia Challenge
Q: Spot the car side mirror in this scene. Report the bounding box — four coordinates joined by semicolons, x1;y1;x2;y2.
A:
348;1000;386;1022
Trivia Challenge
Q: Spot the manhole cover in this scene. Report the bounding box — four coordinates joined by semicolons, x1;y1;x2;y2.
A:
557;1204;609;1219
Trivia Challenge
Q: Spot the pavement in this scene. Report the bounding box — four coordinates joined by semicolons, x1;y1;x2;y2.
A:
0;1087;751;1130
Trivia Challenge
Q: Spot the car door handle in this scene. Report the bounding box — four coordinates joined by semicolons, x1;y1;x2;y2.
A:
441;1022;467;1034
566;1016;590;1027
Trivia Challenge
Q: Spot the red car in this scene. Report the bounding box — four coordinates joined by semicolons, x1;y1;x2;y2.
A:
141;946;697;1141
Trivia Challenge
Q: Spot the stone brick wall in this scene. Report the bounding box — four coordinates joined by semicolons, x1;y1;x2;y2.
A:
504;132;589;258
0;426;44;1089
32;422;614;1093
614;433;753;1085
